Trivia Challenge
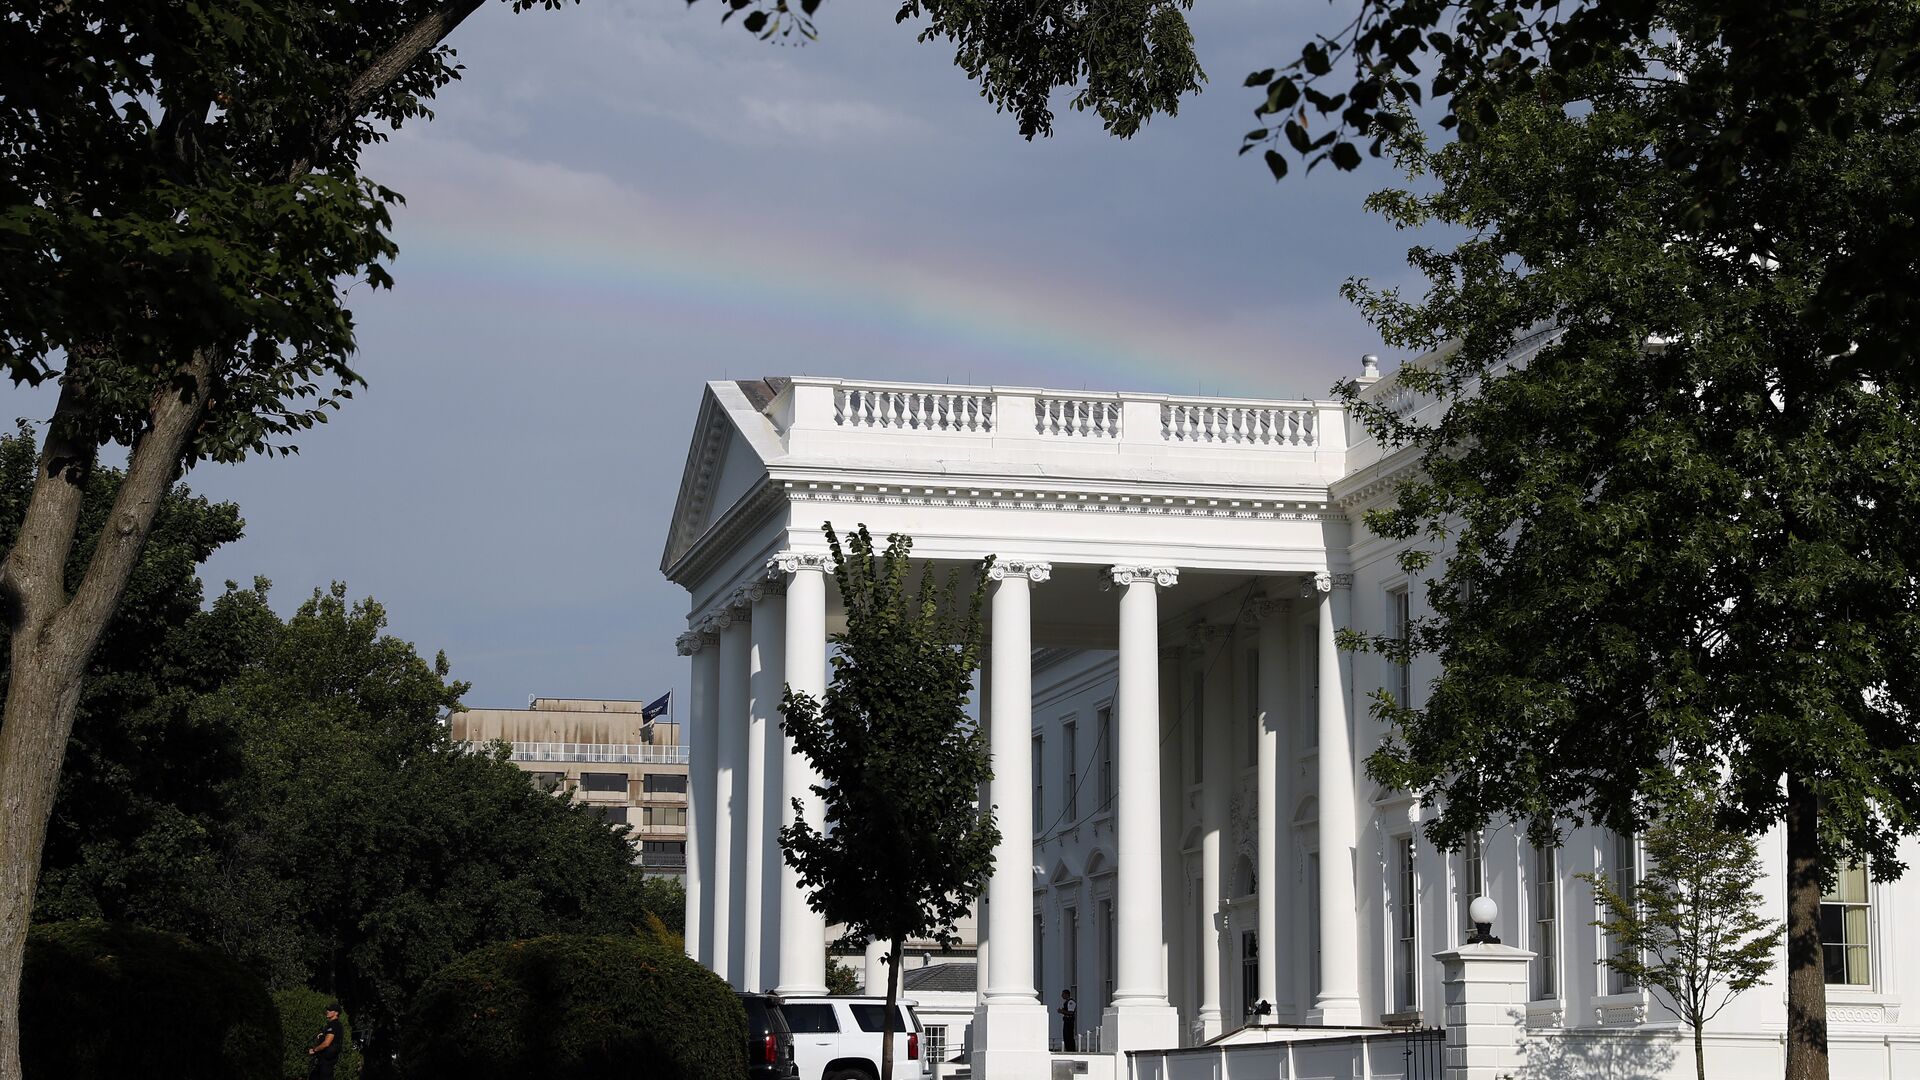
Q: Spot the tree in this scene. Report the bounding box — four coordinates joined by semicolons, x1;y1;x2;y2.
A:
0;4;1199;1074
1242;2;1920;352
1342;35;1920;1080
1581;781;1783;1080
779;525;998;1080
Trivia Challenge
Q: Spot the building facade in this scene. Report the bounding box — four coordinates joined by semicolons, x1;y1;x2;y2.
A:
452;696;690;874
663;373;1920;1079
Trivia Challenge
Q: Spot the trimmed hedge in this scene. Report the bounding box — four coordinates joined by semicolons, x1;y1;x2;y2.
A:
403;934;745;1080
21;921;280;1080
273;988;360;1079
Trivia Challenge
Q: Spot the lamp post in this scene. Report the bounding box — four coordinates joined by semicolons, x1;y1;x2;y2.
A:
1466;896;1501;945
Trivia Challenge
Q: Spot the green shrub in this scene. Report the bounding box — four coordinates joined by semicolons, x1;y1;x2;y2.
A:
21;921;280;1080
273;988;360;1079
403;934;745;1080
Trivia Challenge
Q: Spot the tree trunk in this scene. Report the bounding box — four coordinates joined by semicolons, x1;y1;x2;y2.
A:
1784;775;1828;1080
880;936;903;1080
0;352;216;1080
1694;1021;1705;1080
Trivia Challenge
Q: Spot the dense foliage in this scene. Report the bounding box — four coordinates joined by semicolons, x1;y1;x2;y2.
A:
20;921;281;1080
779;525;997;1080
402;934;745;1080
275;988;361;1080
1339;21;1920;1078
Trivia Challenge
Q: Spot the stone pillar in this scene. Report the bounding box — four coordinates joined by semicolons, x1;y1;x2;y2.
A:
975;561;1052;1080
1102;565;1183;1054
712;602;752;988
1307;572;1361;1024
1434;941;1536;1080
774;551;830;996
864;938;891;995
678;628;719;968
1251;598;1291;1016
744;579;786;991
1195;622;1232;1039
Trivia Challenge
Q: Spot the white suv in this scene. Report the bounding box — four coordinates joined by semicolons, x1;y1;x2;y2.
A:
778;996;929;1080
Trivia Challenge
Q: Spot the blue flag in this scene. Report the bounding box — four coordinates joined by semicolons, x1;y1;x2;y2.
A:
641;692;671;723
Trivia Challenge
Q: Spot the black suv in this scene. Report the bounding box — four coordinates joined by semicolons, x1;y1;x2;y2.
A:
738;992;800;1080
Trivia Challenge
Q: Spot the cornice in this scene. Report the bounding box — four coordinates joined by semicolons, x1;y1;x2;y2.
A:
776;474;1336;523
663;477;784;586
1329;448;1424;511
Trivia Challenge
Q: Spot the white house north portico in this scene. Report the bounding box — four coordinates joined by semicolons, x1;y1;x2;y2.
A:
662;373;1920;1080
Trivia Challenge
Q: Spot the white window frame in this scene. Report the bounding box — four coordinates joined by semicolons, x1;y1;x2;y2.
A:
1531;845;1560;1001
1393;834;1420;1013
1822;859;1874;987
1062;718;1079;824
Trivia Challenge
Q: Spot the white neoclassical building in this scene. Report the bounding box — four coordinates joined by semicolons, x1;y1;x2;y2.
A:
662;371;1920;1080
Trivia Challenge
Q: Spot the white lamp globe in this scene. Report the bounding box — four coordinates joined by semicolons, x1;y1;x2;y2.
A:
1468;895;1498;928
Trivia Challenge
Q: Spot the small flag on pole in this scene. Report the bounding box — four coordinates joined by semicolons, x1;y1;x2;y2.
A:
641;692;672;724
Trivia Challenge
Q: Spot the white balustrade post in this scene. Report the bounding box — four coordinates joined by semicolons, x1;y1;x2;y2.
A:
744;579;785;991
1435;928;1536;1080
678;628;720;967
774;551;831;997
1308;572;1362;1024
1252;598;1291;1016
1102;566;1183;1054
1196;622;1232;1040
974;560;1052;1080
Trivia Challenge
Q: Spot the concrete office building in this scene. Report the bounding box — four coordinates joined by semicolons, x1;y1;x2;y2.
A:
453;697;690;874
664;371;1920;1079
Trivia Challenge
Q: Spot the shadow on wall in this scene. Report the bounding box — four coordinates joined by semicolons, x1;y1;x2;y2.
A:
1516;1024;1681;1080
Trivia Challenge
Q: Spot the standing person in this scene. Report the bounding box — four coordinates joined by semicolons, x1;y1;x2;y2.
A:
1057;988;1077;1051
308;1002;345;1079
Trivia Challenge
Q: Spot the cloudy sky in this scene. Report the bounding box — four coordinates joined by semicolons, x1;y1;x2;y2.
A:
18;2;1443;711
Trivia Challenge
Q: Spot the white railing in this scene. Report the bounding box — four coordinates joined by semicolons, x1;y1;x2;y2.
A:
1161;402;1316;446
1035;396;1122;438
835;387;995;433
510;742;689;765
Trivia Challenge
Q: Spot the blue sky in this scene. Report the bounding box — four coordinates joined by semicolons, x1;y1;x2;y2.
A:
8;2;1439;710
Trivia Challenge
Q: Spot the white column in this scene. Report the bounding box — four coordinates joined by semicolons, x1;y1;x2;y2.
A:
1196;622;1231;1039
1102;565;1183;1054
713;602;752;989
864;938;891;994
975;561;1052;1080
678;628;720;968
774;551;830;996
744;580;785;991
1308;572;1362;1024
1253;599;1291;1017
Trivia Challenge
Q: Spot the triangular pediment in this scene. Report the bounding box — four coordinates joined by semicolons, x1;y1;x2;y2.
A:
659;380;787;578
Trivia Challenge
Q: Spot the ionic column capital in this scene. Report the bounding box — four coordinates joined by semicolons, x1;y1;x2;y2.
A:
676;629;718;656
1187;621;1231;649
728;582;769;610
988;559;1052;583
1246;597;1293;623
1105;564;1179;589
769;550;832;576
700;608;736;633
1308;572;1353;596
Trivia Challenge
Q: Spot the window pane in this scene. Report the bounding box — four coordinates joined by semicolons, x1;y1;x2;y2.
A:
783;1004;837;1033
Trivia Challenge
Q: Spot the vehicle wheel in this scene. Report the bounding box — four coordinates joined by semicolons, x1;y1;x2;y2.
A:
824;1069;874;1080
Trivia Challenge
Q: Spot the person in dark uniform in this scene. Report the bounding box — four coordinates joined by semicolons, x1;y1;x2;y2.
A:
1058;988;1077;1051
307;1002;345;1079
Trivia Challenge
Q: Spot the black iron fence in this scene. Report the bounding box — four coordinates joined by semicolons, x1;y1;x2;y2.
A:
1402;1025;1444;1080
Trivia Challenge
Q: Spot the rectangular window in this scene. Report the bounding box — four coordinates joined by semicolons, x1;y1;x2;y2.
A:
1822;860;1872;986
1608;831;1638;993
1190;671;1205;783
1032;735;1045;834
1034;913;1046;994
1307;853;1322;997
642;773;687;794
850;1004;914;1033
589;804;629;825
1304;635;1319;749
528;770;565;791
1064;906;1079;996
1396;836;1419;1011
1533;846;1558;1000
1459;832;1485;943
1101;897;1116;1007
923;1025;947;1065
1063;720;1079;823
783;1003;838;1033
1098;706;1114;810
1241;930;1260;1020
580;772;627;793
1391;588;1412;708
641;806;686;828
